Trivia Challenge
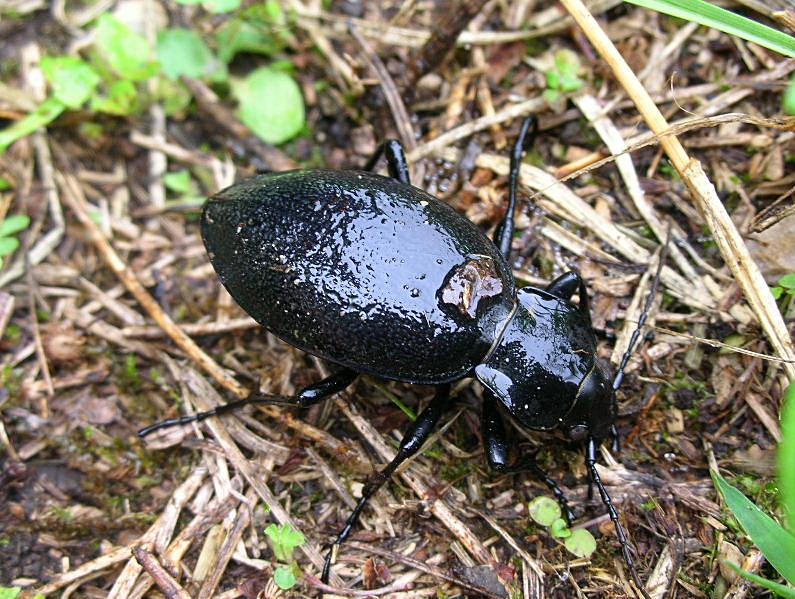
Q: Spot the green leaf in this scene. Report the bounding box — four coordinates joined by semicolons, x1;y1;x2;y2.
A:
625;0;795;58
772;287;784;300
780;382;795;528
550;518;571;539
265;523;305;562
41;56;100;109
725;562;795;598
0;588;22;599
712;470;795;583
0;215;31;237
528;496;561;526
785;76;795;116
0;177;11;191
164;170;193;194
564;528;597;558
778;274;795;290
203;0;240;12
90;79;138;115
94;14;157;81
0;97;67;154
233;67;305;145
273;566;297;590
174;0;203;4
216;19;282;63
154;78;193;116
157;29;225;82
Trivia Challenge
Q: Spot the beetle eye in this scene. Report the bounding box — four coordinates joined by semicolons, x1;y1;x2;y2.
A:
568;425;588;441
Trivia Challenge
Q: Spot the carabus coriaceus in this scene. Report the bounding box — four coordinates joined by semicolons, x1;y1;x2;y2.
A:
141;118;652;597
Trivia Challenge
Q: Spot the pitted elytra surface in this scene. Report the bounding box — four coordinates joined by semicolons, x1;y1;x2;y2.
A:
202;169;516;383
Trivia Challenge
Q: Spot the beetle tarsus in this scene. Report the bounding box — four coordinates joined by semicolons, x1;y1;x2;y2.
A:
321;384;452;586
137;368;357;437
586;438;651;599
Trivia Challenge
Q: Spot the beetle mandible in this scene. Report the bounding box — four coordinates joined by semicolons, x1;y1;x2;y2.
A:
141;118;651;596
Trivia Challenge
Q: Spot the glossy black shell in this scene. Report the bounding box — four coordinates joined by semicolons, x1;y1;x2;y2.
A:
202;170;516;384
476;288;597;430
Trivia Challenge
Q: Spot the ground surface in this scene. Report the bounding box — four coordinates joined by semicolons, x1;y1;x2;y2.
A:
1;1;794;598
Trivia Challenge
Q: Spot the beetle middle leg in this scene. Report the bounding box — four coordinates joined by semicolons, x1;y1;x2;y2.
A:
482;392;576;524
322;383;452;584
138;368;358;437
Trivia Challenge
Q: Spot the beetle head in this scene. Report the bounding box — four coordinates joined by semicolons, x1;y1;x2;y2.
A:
560;359;616;442
475;288;615;439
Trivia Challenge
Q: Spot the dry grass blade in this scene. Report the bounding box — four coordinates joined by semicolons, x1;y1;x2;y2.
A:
560;0;795;381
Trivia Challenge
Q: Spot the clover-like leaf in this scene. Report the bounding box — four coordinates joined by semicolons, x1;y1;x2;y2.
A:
233;67;305;145
564;528;597;558
157;29;225;82
94;14;157;81
550;518;572;539
265;523;306;562
41;56;100;109
528;496;561;527
273;566;297;590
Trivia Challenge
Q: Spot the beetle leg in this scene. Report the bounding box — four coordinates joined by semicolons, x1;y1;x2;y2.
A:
494;116;538;260
546;271;581;301
137;368;358;437
610;424;621;453
586;438;651;599
482;392;576;525
363;139;411;185
322;384;452;584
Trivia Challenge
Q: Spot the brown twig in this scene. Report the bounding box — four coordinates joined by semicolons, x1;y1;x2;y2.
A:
132;545;192;599
406;0;497;87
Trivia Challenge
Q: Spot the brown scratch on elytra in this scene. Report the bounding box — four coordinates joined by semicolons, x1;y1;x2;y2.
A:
440;256;503;319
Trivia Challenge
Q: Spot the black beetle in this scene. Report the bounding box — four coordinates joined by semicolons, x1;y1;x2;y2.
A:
141;118;651;596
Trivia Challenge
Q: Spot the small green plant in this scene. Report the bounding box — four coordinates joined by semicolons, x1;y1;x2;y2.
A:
711;383;795;597
542;49;585;111
265;523;305;590
0;5;305;154
771;274;795;315
528;496;597;558
0;214;30;269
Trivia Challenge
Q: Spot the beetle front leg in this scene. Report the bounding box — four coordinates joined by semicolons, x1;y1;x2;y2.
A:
482;392;575;524
138;368;358;437
322;384;451;585
363;139;410;185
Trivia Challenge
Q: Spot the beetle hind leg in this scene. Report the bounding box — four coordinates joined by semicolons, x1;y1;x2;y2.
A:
137;368;358;437
364;139;410;184
321;384;452;585
493;116;538;260
482;392;575;524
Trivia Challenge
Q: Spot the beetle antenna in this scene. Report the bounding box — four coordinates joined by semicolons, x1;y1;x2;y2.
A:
612;233;671;393
587;438;651;599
